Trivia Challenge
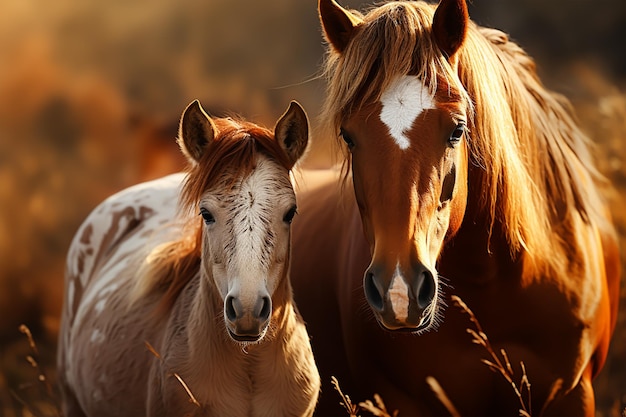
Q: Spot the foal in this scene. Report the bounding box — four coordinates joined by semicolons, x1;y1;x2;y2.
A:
57;100;320;416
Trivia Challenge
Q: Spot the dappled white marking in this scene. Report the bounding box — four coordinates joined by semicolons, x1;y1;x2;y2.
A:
100;283;119;298
90;329;105;344
93;389;103;401
71;174;185;332
379;75;435;150
68;280;75;313
388;264;409;322
94;298;106;314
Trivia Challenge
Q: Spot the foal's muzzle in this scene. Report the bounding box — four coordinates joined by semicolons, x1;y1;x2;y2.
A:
364;262;437;331
224;292;272;343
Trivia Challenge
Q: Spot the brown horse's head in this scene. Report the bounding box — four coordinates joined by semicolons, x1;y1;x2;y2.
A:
320;0;471;332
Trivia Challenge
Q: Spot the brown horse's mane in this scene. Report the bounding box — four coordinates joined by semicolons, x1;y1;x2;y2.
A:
320;1;609;276
132;116;293;313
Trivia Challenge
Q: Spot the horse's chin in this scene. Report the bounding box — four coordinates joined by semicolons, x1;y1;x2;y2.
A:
376;311;438;335
227;327;268;345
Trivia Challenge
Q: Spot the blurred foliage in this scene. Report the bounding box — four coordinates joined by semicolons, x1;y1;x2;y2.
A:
0;0;624;415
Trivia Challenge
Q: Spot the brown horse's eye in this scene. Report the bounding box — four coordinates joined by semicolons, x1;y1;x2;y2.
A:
448;123;466;146
283;205;298;224
339;128;355;150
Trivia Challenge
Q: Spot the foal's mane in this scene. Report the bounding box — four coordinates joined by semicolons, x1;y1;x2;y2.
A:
133;117;292;313
321;1;608;274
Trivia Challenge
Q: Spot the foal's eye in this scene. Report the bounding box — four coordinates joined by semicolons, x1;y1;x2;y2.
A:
283;205;298;224
448;123;466;146
339;128;355;150
199;208;215;225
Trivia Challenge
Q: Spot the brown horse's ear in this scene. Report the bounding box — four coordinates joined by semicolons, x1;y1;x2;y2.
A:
432;0;469;59
319;0;363;54
178;100;217;164
274;101;309;168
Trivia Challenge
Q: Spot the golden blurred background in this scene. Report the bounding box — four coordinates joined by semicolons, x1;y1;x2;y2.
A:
0;0;624;415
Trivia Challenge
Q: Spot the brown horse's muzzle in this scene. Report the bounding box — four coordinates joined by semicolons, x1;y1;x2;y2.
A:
363;261;437;332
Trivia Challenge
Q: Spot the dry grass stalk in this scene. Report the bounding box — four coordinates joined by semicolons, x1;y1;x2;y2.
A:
145;341;201;408
451;295;534;416
10;324;62;417
19;325;39;355
331;376;360;417
359;393;399;417
331;376;399;417
425;376;461;417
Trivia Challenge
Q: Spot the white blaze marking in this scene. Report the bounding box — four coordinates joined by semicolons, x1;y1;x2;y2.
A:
379;75;435;150
388;264;409;322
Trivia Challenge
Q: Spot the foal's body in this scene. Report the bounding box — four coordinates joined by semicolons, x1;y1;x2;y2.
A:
58;101;320;416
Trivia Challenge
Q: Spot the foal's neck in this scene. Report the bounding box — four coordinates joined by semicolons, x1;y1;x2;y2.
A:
185;270;297;358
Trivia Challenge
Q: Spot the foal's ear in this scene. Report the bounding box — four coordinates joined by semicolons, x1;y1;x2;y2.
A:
432;0;469;59
178;100;217;164
319;0;363;54
274;101;309;168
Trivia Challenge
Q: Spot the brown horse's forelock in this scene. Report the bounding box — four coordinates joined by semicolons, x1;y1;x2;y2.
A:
321;1;470;200
321;2;468;132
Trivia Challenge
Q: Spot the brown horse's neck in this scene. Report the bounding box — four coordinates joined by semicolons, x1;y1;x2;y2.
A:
440;165;522;288
457;157;581;287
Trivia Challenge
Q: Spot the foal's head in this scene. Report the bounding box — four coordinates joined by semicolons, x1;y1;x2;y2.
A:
320;0;471;333
179;100;308;343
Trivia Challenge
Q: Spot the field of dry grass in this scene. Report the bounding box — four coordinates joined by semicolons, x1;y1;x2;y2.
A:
0;0;624;415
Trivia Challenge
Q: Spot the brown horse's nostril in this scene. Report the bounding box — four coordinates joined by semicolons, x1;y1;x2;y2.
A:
415;268;435;309
364;271;384;312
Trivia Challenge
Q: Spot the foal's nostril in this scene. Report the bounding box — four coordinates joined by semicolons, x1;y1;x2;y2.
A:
257;296;271;321
364;271;384;312
225;295;238;322
416;269;436;309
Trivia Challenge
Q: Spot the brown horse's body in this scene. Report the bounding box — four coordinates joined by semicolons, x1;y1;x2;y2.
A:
290;0;620;415
293;168;619;416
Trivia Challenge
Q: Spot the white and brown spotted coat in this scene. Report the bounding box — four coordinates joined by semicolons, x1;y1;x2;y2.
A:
58;100;320;417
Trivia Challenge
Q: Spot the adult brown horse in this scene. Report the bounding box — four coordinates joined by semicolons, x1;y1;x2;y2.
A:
290;0;620;415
